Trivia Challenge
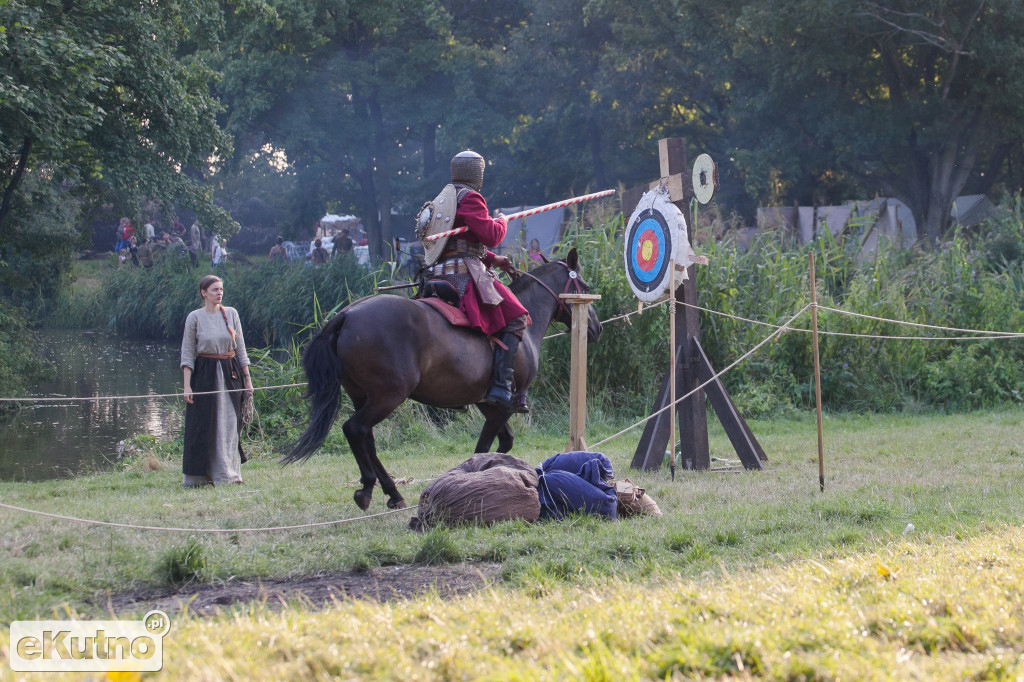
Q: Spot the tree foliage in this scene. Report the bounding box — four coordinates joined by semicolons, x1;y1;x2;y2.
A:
592;0;1024;241
0;0;237;298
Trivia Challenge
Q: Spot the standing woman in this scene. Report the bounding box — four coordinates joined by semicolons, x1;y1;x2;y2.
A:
180;275;253;486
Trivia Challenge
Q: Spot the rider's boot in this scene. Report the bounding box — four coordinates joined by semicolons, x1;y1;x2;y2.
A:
483;333;520;411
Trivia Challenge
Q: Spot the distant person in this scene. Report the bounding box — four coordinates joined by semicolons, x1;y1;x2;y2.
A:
311;238;330;265
137;237;155;268
124;235;139;267
212;238;229;269
268;236;290;264
115;218;134;262
526;238;545;267
174;219;186;238
188;221;202;266
167;232;187;257
336;229;353;252
180;274;251;486
144;222;156;241
355;221;367;246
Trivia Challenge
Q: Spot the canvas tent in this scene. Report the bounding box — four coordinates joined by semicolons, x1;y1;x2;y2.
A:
494;205;566;257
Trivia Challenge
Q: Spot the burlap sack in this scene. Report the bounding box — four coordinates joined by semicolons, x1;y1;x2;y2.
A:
613;479;662;517
410;453;540;531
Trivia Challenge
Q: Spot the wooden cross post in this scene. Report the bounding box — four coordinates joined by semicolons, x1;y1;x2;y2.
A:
561;293;601;451
630;138;767;472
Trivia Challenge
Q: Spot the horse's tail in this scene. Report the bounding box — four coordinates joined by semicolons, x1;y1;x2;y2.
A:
281;310;347;464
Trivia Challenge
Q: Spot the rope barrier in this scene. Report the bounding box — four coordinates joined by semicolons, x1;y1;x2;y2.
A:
0;500;413;533
815;304;1024;337
588;303;812;450
677;300;1024;341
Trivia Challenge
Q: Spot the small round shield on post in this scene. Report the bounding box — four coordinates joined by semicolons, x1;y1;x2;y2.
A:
417;183;458;267
692;153;718;205
624;188;694;302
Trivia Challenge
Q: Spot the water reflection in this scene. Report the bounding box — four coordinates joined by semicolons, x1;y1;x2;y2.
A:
0;330;183;481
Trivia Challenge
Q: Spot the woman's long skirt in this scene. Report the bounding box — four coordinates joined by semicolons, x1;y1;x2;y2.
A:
183;356;247;485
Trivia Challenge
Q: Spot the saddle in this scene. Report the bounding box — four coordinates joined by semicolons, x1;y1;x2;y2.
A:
416;280;471;328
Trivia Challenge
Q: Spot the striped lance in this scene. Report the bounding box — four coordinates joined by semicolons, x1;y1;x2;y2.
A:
423;189;616;242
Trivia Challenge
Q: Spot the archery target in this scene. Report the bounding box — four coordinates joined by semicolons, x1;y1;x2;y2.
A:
692;153;718;205
625;189;693;302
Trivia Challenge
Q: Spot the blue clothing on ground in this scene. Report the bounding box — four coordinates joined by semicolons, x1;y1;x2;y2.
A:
536;451;617;520
539;451;614;479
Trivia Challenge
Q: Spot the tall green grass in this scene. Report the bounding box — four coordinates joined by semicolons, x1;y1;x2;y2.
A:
546;204;1024;416
50;252;379;347
47;204;1024;417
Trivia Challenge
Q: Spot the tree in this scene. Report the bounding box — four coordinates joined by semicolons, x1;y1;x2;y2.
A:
217;0;484;260
0;0;237;281
595;0;1024;242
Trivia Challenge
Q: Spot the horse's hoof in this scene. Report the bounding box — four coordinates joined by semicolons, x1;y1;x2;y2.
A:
353;490;372;510
387;497;407;510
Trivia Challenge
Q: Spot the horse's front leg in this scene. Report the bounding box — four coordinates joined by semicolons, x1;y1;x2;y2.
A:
475;404;513;453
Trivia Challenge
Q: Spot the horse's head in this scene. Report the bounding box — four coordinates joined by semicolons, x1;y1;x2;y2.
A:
553;248;602;343
511;247;602;342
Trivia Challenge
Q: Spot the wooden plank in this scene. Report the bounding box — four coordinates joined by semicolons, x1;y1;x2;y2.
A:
659;138;689;177
621;185;646;218
692;338;765;470
676;274;710;470
648;173;686;203
561;294;600;452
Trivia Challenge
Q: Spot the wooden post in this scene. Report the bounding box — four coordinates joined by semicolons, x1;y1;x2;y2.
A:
668;260;677;478
561;293;601;451
809;253;825;491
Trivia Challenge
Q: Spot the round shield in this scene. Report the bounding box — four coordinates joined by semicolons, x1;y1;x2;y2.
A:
419;183;458;267
692;153;718;205
624;189;691;302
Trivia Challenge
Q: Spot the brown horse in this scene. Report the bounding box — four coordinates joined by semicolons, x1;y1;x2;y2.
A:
283;248;601;510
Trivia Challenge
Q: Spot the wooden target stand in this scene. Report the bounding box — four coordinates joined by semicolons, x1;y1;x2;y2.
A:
625;138;767;472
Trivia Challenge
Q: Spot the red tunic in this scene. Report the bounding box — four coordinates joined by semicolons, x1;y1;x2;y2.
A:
452;191;529;336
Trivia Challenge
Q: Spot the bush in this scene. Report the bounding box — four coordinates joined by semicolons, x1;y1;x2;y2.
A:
0;303;53;406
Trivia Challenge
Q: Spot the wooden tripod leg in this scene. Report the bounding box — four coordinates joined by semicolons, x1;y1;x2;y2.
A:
692;338;765;470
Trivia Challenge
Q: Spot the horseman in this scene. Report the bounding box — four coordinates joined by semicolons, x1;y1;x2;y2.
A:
424;150;531;413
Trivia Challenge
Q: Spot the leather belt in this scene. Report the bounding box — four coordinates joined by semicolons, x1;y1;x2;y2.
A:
198;351;236;360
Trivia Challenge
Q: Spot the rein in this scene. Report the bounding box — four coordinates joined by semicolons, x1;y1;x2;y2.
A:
516;262;587;323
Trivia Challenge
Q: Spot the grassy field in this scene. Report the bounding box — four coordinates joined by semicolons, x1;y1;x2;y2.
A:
1;407;1023;678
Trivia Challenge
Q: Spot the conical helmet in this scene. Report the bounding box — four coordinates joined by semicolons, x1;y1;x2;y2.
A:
450;150;485;192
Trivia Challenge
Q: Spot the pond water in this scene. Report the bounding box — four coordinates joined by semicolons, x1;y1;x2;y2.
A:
0;330;183;481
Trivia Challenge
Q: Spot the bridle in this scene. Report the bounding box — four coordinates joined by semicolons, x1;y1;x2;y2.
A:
514;261;589;325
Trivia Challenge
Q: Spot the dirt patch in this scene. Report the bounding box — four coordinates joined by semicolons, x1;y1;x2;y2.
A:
100;563;502;617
